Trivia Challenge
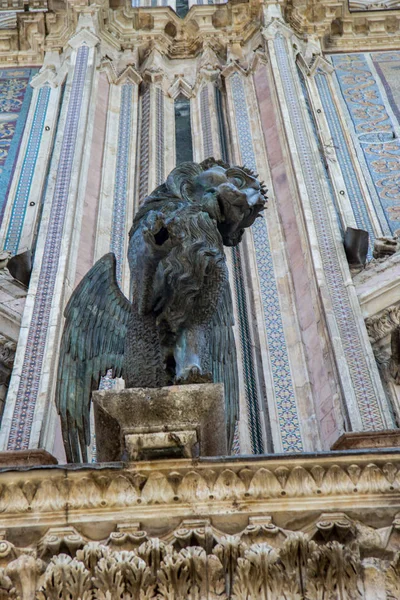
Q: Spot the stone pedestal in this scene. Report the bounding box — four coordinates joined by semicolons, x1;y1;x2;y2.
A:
331;430;400;450
93;383;227;462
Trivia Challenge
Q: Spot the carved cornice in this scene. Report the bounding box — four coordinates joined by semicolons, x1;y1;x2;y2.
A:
0;452;399;523
0;509;399;597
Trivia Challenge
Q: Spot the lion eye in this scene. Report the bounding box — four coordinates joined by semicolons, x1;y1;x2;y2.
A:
231;176;245;189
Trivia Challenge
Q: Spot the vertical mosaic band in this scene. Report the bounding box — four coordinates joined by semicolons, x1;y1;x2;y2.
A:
110;83;133;285
7;46;89;450
229;72;303;453
4;86;51;255
200;85;213;159
155;87;165;186
274;36;385;430
138;85;150;205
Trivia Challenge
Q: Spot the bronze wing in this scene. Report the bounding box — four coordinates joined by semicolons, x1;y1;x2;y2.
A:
209;280;239;451
56;253;131;463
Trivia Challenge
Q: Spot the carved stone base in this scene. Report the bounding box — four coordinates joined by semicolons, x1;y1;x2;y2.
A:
93;383;227;461
331;430;400;450
0;449;58;467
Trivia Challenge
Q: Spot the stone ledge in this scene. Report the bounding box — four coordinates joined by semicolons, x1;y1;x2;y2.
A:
0;449;58;467
0;451;399;531
331;430;400;450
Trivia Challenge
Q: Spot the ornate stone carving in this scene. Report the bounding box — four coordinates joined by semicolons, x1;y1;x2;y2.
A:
0;524;393;598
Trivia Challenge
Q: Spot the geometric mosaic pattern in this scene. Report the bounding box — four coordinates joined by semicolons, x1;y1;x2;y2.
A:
276;37;387;430
4;86;50;255
155;87;164;186
230;71;304;452
7;47;89;450
138;85;150;205
0;68;37;224
316;71;385;245
111;83;133;284
332;53;400;234
200;85;213;159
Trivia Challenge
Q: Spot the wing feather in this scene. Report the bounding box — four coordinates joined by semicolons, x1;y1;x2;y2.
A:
55;253;131;463
209;281;239;452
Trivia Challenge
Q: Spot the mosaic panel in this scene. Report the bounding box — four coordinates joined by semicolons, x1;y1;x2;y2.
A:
7;46;89;450
277;37;386;429
372;53;400;133
4;86;50;255
111;83;133;284
138;85;150;205
230;71;304;453
155;87;164;186
315;71;383;247
200;86;213;159
0;68;37;223
332;53;400;232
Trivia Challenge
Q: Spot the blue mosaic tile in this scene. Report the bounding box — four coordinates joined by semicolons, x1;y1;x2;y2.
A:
111;83;133;284
4;86;50;255
315;71;381;249
332;53;400;234
156;87;164;186
0;68;37;222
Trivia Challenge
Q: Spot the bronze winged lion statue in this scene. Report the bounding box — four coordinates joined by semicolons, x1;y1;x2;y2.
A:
56;159;267;462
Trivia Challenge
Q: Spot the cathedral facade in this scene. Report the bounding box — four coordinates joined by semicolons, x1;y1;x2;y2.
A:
0;0;399;596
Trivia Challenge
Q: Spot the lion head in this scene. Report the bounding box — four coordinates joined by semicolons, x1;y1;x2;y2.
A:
165;158;267;246
130;158;267;247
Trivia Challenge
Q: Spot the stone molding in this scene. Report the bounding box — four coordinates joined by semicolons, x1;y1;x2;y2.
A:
0;453;400;597
0;453;399;519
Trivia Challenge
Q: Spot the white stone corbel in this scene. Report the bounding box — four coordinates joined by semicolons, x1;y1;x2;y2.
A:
68;28;100;49
168;75;193;99
115;65;142;86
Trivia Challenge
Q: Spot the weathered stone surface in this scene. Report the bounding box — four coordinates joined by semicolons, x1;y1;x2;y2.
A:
332;430;400;450
93;383;227;461
0;449;58;467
